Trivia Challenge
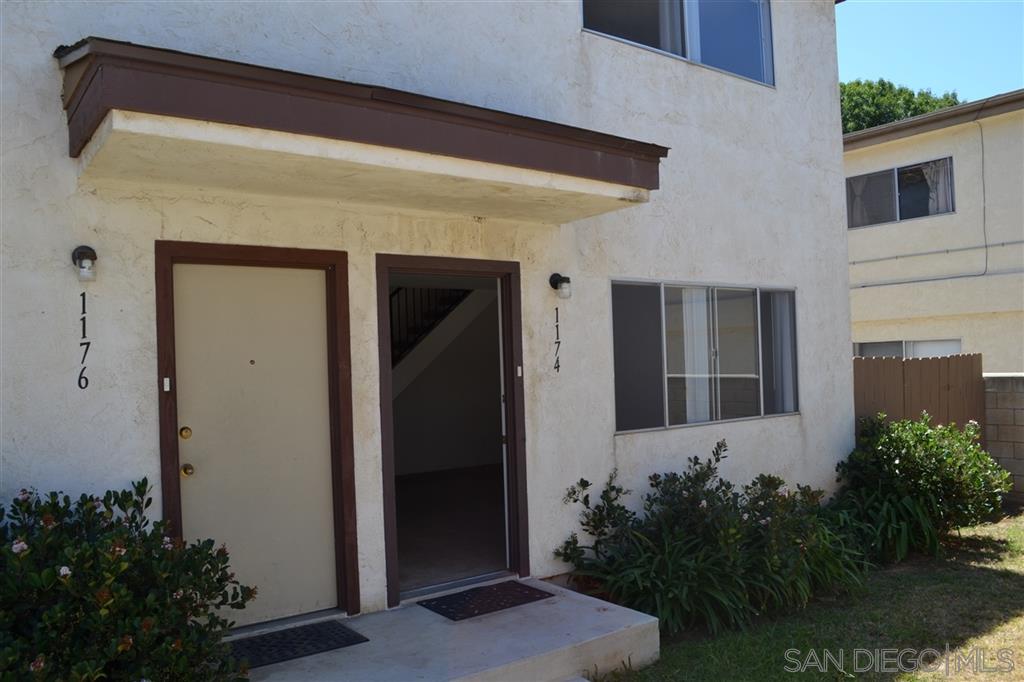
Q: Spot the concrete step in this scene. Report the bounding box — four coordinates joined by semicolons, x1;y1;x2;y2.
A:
251;579;659;681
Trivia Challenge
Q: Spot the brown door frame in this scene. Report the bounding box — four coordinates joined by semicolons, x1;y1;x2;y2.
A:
376;254;529;607
155;240;360;615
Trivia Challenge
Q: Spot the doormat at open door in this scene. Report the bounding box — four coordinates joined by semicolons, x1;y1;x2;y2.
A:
417;580;554;621
230;619;368;668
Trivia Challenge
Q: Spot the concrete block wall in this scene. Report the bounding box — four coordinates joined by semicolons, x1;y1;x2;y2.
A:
985;375;1024;500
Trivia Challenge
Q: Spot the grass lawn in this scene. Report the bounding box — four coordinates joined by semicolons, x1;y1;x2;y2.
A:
619;505;1024;681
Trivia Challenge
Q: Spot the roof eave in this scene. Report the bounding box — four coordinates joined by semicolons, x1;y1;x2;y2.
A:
843;88;1024;151
54;37;670;190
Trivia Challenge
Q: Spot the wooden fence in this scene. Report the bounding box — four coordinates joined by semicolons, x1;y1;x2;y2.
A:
853;354;985;431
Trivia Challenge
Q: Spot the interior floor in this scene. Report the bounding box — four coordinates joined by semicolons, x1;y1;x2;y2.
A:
396;464;506;592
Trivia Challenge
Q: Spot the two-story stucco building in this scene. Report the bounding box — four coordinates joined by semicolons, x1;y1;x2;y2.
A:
845;89;1024;373
1;0;853;649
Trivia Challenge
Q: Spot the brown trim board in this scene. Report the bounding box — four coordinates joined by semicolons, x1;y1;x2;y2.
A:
155;240;360;615
376;254;529;608
54;37;668;189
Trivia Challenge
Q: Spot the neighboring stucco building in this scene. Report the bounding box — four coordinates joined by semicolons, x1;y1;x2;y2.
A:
845;89;1024;372
1;0;852;626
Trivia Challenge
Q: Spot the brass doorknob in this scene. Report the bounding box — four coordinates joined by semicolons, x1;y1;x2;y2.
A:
179;426;193;440
180;463;195;477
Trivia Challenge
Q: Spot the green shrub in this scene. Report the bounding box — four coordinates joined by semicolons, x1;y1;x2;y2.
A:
0;480;255;681
555;441;866;635
832;414;1012;562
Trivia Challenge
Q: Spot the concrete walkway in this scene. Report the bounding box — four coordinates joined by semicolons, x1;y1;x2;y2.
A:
248;579;659;681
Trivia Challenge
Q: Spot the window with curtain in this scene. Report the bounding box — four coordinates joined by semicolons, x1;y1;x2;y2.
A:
612;282;798;431
845;157;954;228
760;290;798;414
582;0;774;85
898;158;954;220
713;288;761;421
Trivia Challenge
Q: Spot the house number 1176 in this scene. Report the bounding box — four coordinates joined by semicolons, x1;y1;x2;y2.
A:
78;291;91;389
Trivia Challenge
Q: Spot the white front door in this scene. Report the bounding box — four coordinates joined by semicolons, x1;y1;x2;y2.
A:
174;264;337;626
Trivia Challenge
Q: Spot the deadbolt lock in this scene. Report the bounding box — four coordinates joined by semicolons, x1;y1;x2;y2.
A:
178;426;193;440
180;463;195;477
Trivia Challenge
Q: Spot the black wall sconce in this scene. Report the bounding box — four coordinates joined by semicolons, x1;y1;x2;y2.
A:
549;273;572;300
72;245;97;282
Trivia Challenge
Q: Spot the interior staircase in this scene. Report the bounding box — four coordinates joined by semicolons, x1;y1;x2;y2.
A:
389;287;471;365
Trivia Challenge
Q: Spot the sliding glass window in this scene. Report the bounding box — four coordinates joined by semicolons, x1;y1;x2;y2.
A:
846;157;955;228
760;290;798;414
611;283;666;431
613;282;797;432
664;286;714;425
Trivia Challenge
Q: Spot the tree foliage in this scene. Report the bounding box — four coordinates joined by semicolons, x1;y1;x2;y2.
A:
840;79;961;134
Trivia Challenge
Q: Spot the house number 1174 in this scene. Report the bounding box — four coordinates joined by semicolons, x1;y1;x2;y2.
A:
78;291;91;389
553;307;561;373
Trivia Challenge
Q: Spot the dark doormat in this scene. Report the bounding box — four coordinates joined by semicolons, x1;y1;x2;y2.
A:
230;619;368;669
418;580;554;621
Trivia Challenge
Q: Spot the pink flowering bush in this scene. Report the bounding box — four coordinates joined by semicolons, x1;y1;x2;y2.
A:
0;479;255;680
831;414;1012;562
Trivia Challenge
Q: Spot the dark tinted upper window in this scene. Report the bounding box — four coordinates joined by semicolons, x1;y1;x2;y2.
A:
583;0;683;55
583;0;773;84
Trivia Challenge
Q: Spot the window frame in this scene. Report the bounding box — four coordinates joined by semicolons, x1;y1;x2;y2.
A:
846;156;956;230
580;0;776;88
854;338;962;359
611;278;799;435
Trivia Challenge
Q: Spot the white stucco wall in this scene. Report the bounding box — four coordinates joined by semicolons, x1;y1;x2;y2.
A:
1;0;852;614
846;110;1024;372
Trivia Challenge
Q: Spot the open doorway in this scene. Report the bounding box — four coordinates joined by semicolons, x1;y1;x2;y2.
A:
377;255;528;606
391;273;506;593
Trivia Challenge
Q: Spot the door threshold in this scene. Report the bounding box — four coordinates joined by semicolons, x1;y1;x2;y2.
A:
225;607;347;641
399;570;516;604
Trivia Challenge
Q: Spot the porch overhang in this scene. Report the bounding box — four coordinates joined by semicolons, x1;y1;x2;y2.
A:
55;38;669;223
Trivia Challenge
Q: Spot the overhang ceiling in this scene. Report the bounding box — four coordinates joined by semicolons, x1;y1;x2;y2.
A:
55;38;670;222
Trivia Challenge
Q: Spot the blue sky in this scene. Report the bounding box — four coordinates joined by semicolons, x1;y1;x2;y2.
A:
836;1;1024;103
